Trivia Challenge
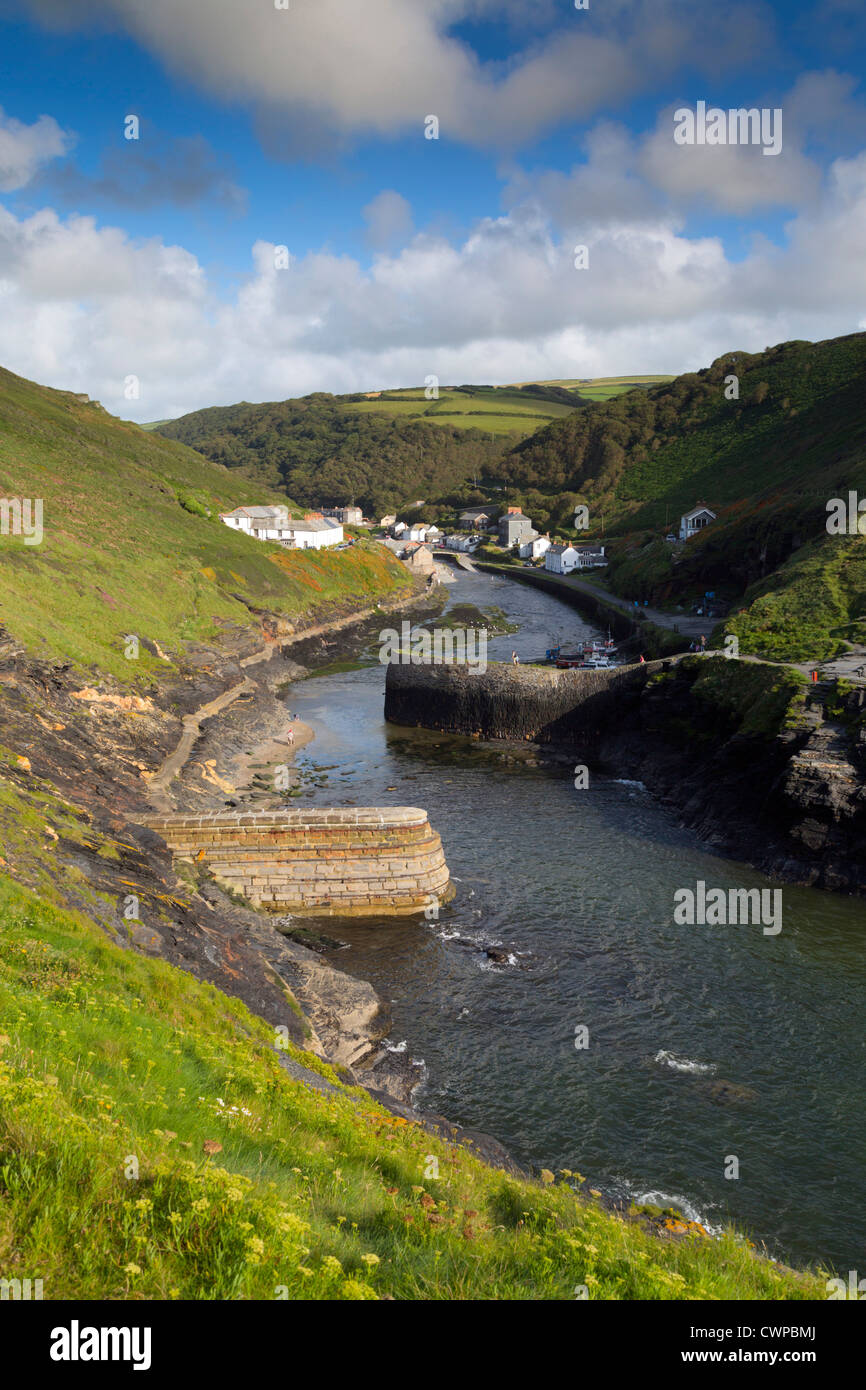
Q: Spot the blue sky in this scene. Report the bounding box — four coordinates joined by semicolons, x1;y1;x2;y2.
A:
0;0;864;418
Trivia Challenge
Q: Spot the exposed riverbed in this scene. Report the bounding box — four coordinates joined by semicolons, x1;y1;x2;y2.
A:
283;567;866;1275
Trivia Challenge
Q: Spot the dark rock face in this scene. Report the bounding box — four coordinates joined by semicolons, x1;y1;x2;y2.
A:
385;658;866;895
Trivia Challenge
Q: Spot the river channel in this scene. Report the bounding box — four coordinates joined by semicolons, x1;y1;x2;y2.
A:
285;566;866;1275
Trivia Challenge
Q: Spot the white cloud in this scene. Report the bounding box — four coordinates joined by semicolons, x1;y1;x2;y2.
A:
0;108;73;191
19;0;776;151
0;138;864;423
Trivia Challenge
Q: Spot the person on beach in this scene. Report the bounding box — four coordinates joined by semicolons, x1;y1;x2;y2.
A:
287;726;295;746
511;650;520;665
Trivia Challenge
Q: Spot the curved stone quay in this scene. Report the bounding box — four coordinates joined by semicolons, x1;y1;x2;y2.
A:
141;806;452;917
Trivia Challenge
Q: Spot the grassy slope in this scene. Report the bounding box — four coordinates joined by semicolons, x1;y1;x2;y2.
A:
341;386;580;439
505;335;866;659
0;874;823;1300
0;368;413;680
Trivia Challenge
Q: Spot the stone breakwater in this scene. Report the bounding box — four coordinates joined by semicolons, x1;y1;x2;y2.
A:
141;807;453;917
384;657;669;744
384;656;866;894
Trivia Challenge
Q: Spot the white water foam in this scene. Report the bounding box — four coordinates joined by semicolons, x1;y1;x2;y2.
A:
654;1049;716;1075
612;1177;724;1237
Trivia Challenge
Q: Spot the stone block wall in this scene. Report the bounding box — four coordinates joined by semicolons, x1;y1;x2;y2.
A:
384;658;676;746
141;806;452;917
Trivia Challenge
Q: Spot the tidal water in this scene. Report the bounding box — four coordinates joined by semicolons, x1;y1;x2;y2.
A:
286;568;866;1274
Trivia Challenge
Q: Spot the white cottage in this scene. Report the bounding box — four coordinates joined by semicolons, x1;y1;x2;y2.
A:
545;543;580;575
573;543;607;569
519;535;551;561
679;505;716;541
276;518;343;549
220;505;289;535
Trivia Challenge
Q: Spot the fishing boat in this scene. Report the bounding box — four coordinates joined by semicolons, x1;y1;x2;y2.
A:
545;630;619;666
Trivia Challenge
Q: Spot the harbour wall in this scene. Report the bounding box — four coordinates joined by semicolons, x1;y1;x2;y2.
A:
384;657;675;745
141;807;452;917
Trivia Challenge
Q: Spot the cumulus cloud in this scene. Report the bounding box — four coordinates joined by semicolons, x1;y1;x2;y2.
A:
504;72;866;223
18;0;776;151
0;108;73;191
0;137;864;422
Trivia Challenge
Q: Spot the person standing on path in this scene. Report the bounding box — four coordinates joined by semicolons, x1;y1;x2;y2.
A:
287;726;295;746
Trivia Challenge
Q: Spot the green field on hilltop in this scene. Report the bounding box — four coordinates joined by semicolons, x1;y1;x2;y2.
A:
0;872;826;1301
338;385;579;439
506;374;675;401
0;368;413;679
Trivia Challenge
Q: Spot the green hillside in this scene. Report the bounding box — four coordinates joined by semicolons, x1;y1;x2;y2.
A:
0;872;823;1300
494;334;866;660
0;368;413;680
151;380;664;516
155;393;509;517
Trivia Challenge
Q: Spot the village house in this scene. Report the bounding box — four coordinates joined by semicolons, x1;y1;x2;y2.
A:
679;504;717;542
402;541;435;574
379;514;397;528
219;505;289;535
276;517;344;549
545;542;580;575
519;535;551;561
425;524;443;543
498;507;537;548
323;505;364;526
408;523;430;542
391;521;407;537
573;542;607;569
219;505;343;549
445;534;481;552
458;507;491;529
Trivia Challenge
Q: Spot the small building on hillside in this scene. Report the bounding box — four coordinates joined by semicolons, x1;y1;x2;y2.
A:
220;505;289;536
391;521;407;537
459;507;491;529
519;535;551;561
380;514;397;528
545;543;580;575
220;506;344;549
573;542;607;569
402;542;435;574
324;505;364;526
425;525;443;543
498;508;537;548
679;505;716;542
408;523;430;542
276;518;344;550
